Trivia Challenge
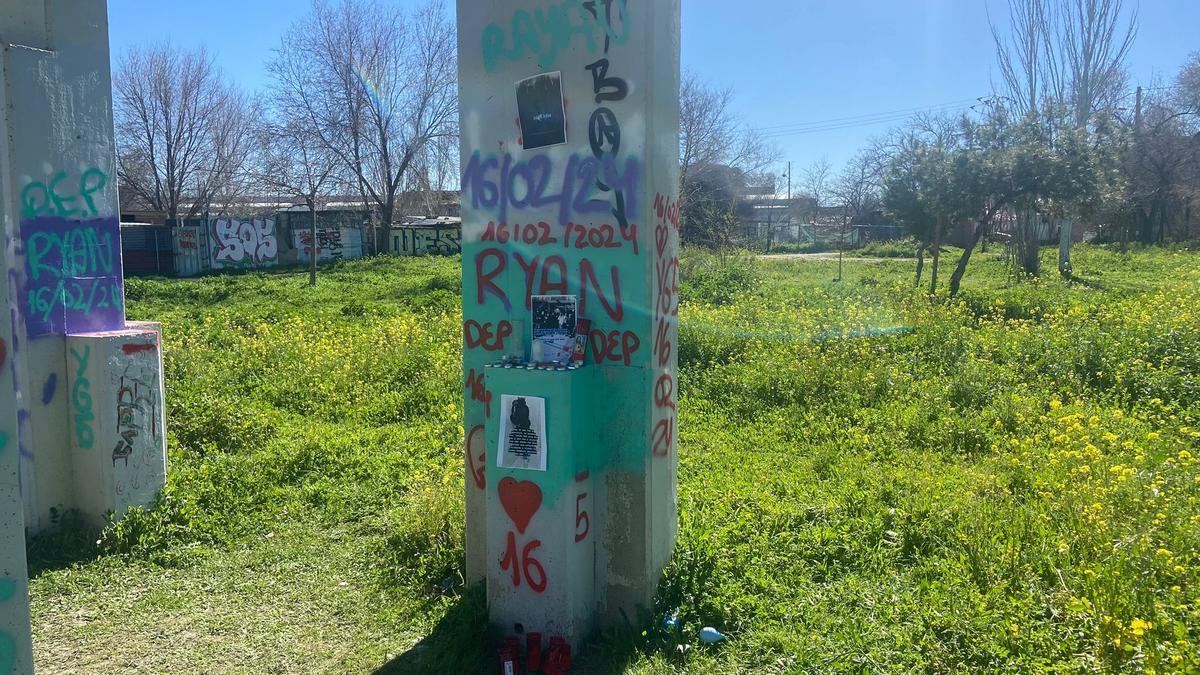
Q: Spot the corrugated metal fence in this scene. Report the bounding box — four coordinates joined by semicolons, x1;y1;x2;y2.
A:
119;224;174;277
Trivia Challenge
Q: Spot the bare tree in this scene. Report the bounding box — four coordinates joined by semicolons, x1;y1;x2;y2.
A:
801;157;834;220
991;0;1054;115
201;89;261;218
1125;59;1200;245
678;72;775;244
831;151;885;281
1060;0;1138;126
680;74;734;205
269;0;457;254
256;121;340;285
993;0;1136;121
115;44;255;223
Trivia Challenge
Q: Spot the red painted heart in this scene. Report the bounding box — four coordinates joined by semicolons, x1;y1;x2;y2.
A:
498;477;542;534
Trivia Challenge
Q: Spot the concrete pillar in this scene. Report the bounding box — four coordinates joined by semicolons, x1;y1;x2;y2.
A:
458;0;681;647
0;229;32;675
66;325;166;528
1;3;169;671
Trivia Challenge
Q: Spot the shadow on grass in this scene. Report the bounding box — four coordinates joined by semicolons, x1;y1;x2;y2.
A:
373;585;653;674
24;509;101;578
374;585;491;674
1064;271;1106;290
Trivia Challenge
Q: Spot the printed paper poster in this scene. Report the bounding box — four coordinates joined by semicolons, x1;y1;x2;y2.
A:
531;295;576;364
516;72;567;150
498;395;548;472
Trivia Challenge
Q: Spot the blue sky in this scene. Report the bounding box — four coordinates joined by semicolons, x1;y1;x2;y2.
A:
108;0;1198;176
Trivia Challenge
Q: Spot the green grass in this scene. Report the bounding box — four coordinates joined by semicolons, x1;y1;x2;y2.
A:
28;245;1200;673
761;236;920;257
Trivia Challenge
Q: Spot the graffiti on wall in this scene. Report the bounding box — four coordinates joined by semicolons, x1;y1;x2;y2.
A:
109;343;162;496
574;470;590;543
68;345;94;450
18;165;122;335
461;151;641;229
499;477;547;592
581;0;634;234
172;226;206;277
295;227;363;263
175;228;199;251
211;219;278;268
19;168;109;220
460;2;679;601
394;226;462;256
20;216;124;336
40;373;56;406
472;249;626;321
481;0;629;73
0;338;12;465
651;192;680;459
466;424;486;490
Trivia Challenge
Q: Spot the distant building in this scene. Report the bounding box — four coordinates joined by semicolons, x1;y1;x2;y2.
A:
391;216;462;256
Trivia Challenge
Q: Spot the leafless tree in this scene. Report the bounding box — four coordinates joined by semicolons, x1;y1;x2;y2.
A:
677;72;776;245
399;133;458;217
993;0;1136;122
1125;57;1200;245
255;121;340;285
202;89;261;218
991;0;1054;115
1059;0;1138;126
269;0;457;254
830;156;881;281
801;157;834;220
679;72;774;203
115;44;257;223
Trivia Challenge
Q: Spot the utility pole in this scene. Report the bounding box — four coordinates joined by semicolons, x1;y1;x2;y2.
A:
781;162;792;249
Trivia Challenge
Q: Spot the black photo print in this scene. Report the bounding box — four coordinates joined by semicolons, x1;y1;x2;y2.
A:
516;71;567;150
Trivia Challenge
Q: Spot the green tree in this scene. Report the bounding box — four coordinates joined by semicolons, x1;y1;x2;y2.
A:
883;118;977;294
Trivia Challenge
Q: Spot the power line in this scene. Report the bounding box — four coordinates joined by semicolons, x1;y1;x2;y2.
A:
763;102;982;138
758;97;985;135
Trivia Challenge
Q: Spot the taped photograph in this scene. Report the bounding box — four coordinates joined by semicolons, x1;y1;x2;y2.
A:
498;395;548;471
531;294;577;364
516;71;567;150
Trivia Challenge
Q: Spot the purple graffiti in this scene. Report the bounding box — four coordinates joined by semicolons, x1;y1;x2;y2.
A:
17;409;32;460
41;372;57;405
20;216;125;336
461;151;640;228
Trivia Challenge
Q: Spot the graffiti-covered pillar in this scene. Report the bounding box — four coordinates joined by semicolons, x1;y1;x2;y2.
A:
458;0;681;647
0;3;169;667
0;203;31;675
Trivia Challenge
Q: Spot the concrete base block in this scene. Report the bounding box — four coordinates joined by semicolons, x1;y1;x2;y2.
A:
23;334;71;531
485;367;597;646
66;325;167;528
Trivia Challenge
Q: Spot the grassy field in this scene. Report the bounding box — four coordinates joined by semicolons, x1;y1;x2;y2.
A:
26;245;1200;673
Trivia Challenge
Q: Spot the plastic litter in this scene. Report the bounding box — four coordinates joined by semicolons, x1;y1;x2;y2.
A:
699;626;727;644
